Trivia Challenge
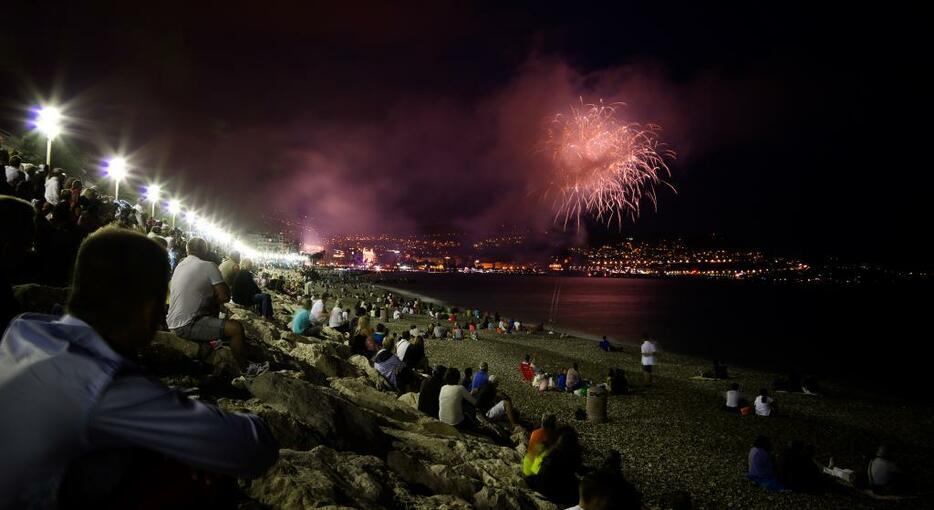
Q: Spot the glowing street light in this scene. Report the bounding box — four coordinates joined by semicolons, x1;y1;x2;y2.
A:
104;157;128;201
34;106;63;166
144;184;162;218
167;199;181;228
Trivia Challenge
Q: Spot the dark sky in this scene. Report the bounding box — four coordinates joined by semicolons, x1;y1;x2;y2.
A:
1;1;931;267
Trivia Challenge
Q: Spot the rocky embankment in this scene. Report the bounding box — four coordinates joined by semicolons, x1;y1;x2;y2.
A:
140;289;554;510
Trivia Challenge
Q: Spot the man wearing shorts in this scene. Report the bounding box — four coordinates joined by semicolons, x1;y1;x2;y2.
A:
167;238;248;367
640;335;657;385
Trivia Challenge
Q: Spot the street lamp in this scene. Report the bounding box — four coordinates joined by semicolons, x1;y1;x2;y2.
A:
34;106;63;166
145;184;162;218
167;199;181;229
104;157;128;201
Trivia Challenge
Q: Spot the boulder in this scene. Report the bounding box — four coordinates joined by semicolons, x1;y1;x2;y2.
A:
289;343;361;379
330;377;422;423
246;372;388;455
398;392;419;409
387;450;478;502
348;354;394;391
151;330;202;358
245;447;394;509
12;284;69;314
216;398;320;451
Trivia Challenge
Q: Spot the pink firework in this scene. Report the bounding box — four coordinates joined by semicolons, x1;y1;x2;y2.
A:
544;100;675;229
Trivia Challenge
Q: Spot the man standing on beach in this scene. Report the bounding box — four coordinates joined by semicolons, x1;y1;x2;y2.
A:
640;335;657;385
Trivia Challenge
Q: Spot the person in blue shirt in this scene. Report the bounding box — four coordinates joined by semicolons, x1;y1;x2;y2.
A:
599;335;611;352
292;297;315;335
471;361;490;393
0;228;279;508
747;435;785;491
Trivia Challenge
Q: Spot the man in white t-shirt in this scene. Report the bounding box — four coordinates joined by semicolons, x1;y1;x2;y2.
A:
328;302;347;332
640;336;657;385
754;389;775;416
393;309;402;321
310;294;326;323
724;383;745;412
167;238;248;367
303;281;314;296
395;335;411;361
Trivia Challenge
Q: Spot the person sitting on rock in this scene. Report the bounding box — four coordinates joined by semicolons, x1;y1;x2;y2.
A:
527;426;583;506
328;300;348;333
292;298;320;336
166;238;250;369
565;458;641;510
231;258;273;320
461;366;474;390
0;228;279;508
372;337;404;389
484;388;520;428
747;435;784;491
439;367;477;429
395;331;411;360
523;414;557;476
418;364;447;418
310;293;327;323
371;321;386;346
401;335;427;370
470;361;490;394
218;250;240;288
0;196;35;335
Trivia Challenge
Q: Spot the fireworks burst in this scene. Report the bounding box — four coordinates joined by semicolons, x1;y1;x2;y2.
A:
543;99;676;229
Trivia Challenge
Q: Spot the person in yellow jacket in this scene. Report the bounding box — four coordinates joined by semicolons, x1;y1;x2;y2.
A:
523;414;557;475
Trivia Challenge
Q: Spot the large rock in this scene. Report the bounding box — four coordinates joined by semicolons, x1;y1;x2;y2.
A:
245;447;395;509
348;355;394;391
289;343;361;379
398;392;419;409
216;398;321;451
12;284;69;314
151;331;202;358
330;377;422;423
387;450;478;502
246;372;388;455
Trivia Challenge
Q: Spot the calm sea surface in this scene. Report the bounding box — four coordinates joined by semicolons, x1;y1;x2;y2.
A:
378;273;929;393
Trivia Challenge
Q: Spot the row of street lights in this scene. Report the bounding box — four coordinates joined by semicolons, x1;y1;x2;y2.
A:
29;104;305;264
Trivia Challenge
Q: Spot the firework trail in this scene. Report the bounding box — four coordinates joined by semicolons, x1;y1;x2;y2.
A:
543;99;676;229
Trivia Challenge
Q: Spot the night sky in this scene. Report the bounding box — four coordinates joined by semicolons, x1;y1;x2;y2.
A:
2;2;931;267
